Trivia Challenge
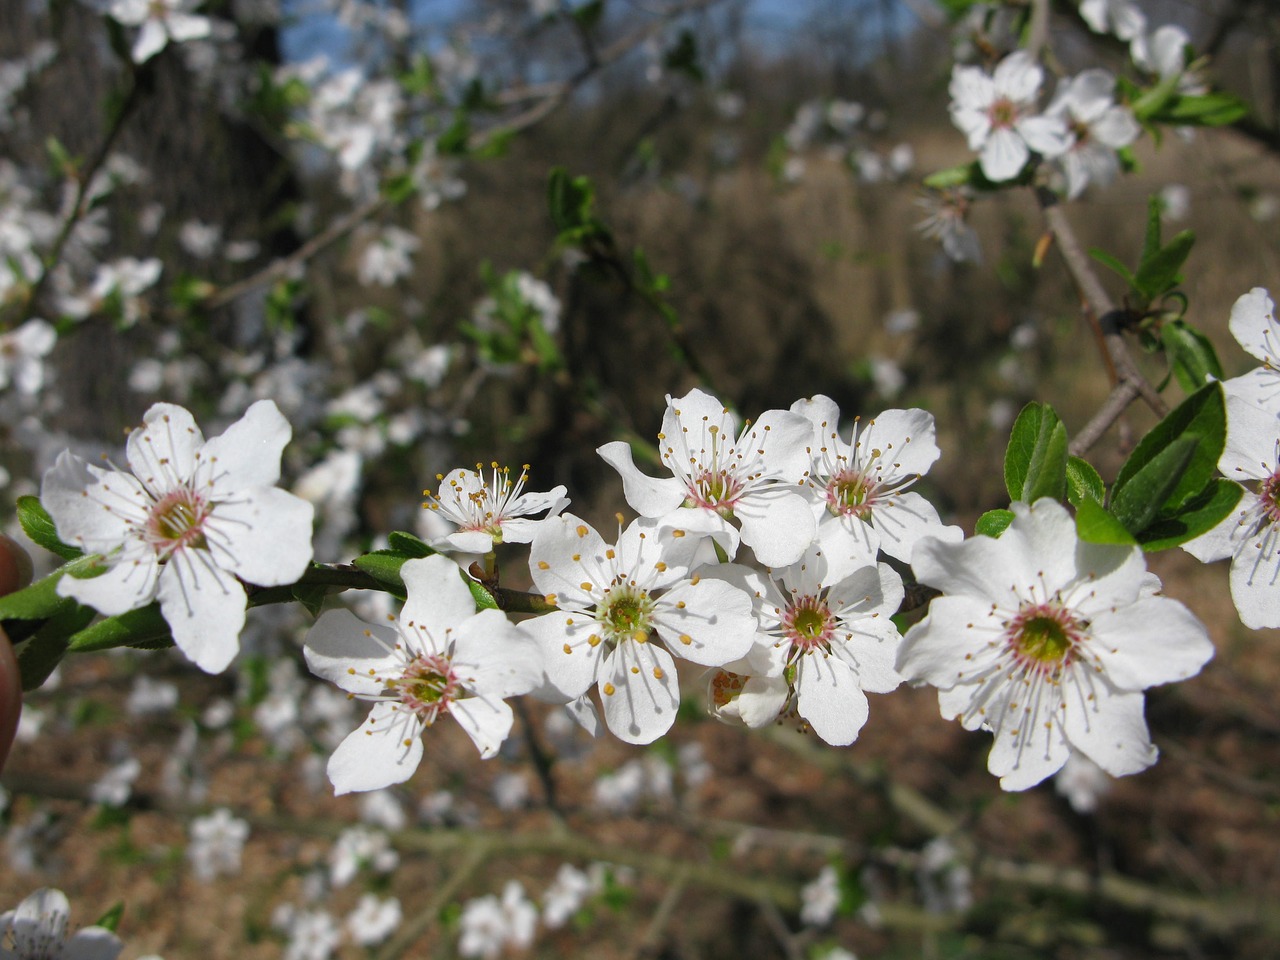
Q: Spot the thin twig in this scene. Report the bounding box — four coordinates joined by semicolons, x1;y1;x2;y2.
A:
626;867;690;960
375;845;488;960
1037;190;1167;449
204;0;726;314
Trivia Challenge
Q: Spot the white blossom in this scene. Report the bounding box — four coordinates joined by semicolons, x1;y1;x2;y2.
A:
0;320;56;396
793;395;962;564
1183;393;1280;628
598;388;817;567
524;513;756;744
109;0;212;63
346;895;401;947
41;401;315;673
188;808;249;881
1046;70;1140;200
0;888;122;960
949;51;1070;182
457;882;537;959
425;463;567;553
800;865;841;927
899;499;1214;790
304;555;543;794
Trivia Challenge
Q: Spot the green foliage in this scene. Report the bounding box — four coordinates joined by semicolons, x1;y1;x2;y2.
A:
976;509;1015;538
1065;456;1105;507
1161;319;1223;393
1090;196;1195;308
18;603;95;691
1003;403;1068;504
1074;498;1137;546
388;530;436;558
94;903;125;933
1112;381;1224;516
571;0;605;30
18;495;81;560
663;30;704;82
1080;382;1238;549
547;167;610;248
67;605;172;654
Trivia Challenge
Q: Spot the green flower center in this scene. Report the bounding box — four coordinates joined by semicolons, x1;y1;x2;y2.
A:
145;487;211;557
602;587;655;643
1006;602;1083;669
783;595;835;651
388;653;458;722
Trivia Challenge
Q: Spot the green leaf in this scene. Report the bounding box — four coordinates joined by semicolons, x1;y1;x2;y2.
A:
572;0;605;29
291;583;329;618
975;509;1015;538
1134;229;1195;301
94;903;125;933
1110;435;1199;534
1074;499;1138;546
469;580;499;611
1065;456;1105;506
1135;478;1244;551
1112;380;1226;515
1004;403;1069;504
18;495;81;559
0;555;101;622
1088;247;1136;288
1161;319;1223;394
1140;193;1162;271
1155;91;1249;127
388;531;436;558
67;604;171;653
353;551;411;598
922;164;976;190
663;30;704;82
437;111;471;155
18;603;96;691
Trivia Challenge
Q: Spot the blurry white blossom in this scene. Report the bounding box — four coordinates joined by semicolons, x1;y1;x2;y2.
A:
346;895;401;947
800;865;841;927
457;882;537;959
188;808;250;881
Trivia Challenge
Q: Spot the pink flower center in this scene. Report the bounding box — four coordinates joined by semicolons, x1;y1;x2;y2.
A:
783;595;836;652
144;487;212;557
1262;471;1280;523
686;468;743;515
825;468;875;519
387;653;459;724
1005;602;1085;673
988;97;1018;130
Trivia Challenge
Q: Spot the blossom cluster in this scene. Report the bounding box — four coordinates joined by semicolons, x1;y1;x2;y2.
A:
31;377;1229;798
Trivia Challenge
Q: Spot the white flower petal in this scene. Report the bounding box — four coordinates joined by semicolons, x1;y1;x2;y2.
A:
328;702;424;795
1090;598;1214;688
449;696;514;758
58;545;160;616
1063;686;1157;778
597;440;686;517
399;555;479;640
127;403;203;496
795;654;870;745
304;608;401;695
157;550;246;673
653;577;756;666
204;486;314;587
1227;287;1277;366
735;486;816;567
600;642;679;744
196;399;290;494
